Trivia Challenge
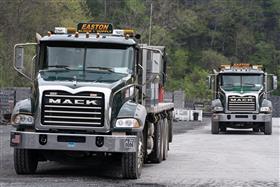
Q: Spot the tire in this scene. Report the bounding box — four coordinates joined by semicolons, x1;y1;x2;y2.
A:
211;121;219;134
162;119;168;161
14;148;38;174
168;117;173;143
148;120;162;163
122;132;144;179
264;121;272;135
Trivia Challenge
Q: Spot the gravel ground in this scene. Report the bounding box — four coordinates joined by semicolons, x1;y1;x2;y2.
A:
0;118;279;187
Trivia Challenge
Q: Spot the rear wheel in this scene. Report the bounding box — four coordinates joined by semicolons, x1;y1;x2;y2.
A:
162;118;168;160
264;121;272;135
14;148;38;174
148;120;162;163
211;121;219;134
168;113;173;143
122;132;144;179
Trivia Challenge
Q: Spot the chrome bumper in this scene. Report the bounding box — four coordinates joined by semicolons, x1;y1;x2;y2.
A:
212;113;272;122
10;131;137;152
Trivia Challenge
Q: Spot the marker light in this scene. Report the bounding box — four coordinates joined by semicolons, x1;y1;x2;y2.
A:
220;65;230;70
125;34;129;39
54;27;67;34
123;29;134;37
113;29;134;37
67;27;76;34
252;65;263;70
113;29;124;36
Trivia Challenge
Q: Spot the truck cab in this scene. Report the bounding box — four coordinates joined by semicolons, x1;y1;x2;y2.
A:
209;64;277;134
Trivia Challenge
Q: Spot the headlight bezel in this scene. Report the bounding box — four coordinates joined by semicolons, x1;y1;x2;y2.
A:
260;106;272;113
12;114;34;126
115;118;140;128
213;106;224;112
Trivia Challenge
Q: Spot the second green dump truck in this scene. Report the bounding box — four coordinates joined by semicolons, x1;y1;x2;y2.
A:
208;64;277;135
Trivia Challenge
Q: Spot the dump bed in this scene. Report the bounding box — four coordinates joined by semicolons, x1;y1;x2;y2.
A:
146;102;174;114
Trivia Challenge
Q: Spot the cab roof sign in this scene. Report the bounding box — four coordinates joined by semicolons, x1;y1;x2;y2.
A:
77;23;113;33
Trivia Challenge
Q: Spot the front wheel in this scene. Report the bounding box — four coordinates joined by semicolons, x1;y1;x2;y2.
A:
14;148;38;174
122;132;144;179
264;121;272;135
211;121;219;134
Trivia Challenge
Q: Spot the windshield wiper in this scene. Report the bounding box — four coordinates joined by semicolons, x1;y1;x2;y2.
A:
86;66;114;73
47;65;71;70
222;84;234;87
243;83;255;87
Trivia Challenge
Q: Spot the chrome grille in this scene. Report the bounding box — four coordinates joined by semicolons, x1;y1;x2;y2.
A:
228;95;256;111
41;91;104;127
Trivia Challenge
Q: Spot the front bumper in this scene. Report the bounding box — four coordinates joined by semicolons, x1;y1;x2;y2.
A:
212;113;272;123
10;131;137;152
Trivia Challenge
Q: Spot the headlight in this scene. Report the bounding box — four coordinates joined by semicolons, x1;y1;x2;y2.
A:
115;118;140;128
12;114;34;125
260;107;272;113
213;106;223;112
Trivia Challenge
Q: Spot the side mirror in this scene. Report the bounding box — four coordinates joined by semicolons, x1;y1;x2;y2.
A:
273;75;277;90
15;46;24;70
14;43;37;81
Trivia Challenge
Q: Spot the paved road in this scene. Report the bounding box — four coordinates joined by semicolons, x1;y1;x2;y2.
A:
0;118;279;186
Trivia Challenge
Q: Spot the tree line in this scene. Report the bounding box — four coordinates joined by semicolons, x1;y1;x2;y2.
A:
0;0;279;99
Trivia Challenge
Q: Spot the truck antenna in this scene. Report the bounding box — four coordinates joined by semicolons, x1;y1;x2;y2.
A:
148;3;153;45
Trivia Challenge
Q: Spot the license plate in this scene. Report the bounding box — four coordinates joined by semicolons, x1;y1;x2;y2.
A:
124;138;135;148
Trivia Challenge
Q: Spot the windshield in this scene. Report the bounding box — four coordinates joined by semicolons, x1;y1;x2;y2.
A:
39;45;134;82
220;74;263;92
